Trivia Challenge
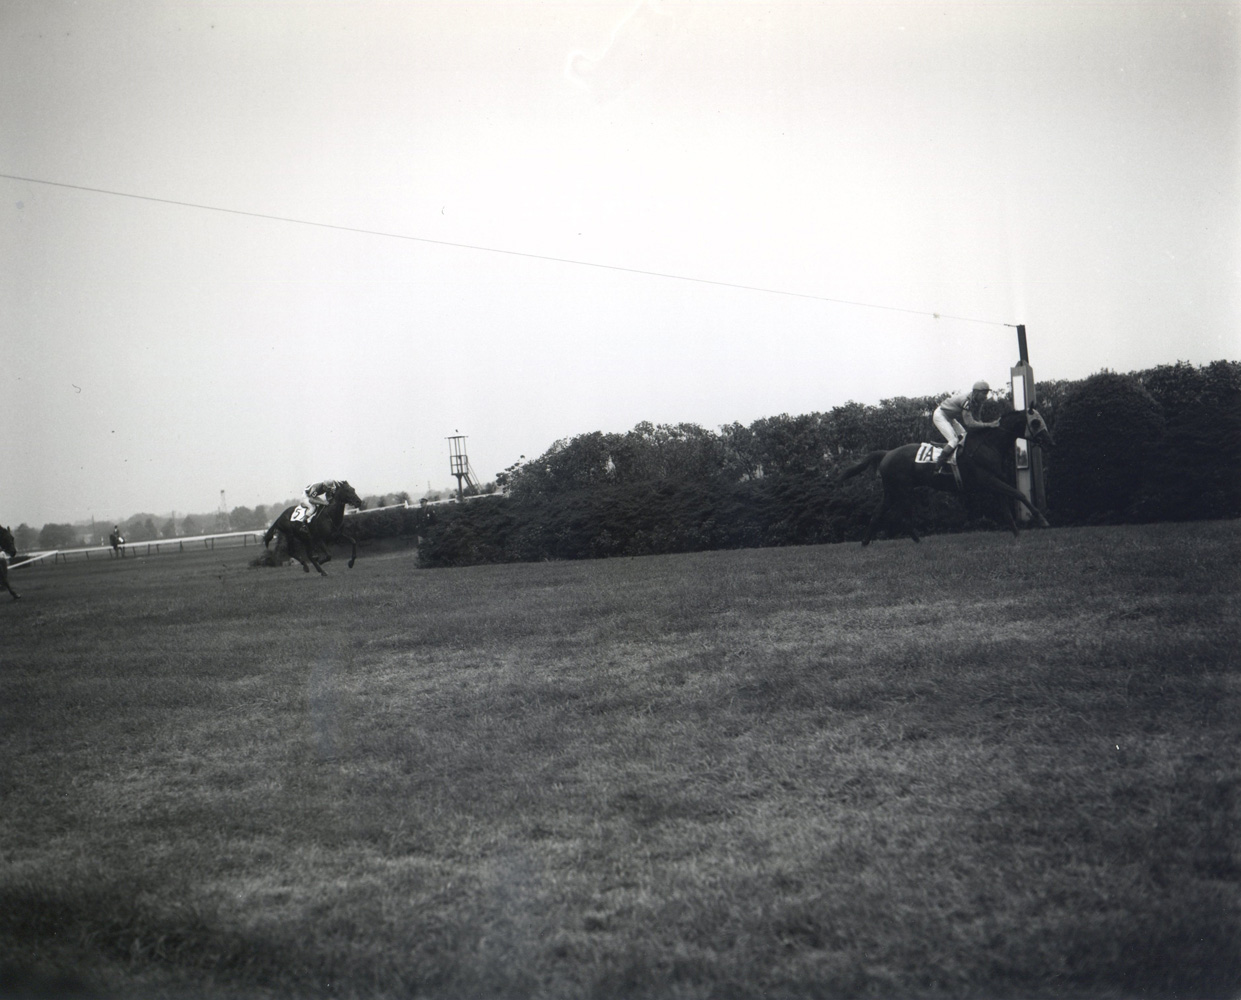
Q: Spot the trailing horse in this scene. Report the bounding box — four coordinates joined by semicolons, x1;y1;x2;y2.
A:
1;525;20;600
263;481;367;575
839;408;1054;545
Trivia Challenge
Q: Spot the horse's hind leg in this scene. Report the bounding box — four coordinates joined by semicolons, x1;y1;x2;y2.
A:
861;496;889;546
288;537;319;574
899;492;921;543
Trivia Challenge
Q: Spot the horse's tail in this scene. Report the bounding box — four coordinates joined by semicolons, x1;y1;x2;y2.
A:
838;450;887;482
263;520;279;548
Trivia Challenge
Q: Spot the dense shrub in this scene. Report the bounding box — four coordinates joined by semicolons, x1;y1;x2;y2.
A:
416;470;1012;567
1046;373;1165;523
342;505;431;542
1129;392;1241;522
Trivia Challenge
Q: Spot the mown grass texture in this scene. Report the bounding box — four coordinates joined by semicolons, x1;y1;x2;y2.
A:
1;521;1238;999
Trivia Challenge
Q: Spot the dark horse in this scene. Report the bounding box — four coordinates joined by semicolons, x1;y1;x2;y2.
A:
840;408;1055;545
263;481;367;575
1;525;20;600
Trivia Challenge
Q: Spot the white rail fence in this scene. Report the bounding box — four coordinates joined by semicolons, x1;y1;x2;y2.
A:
9;503;413;570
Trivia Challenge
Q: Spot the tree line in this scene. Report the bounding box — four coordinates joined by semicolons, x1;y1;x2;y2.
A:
13;492;413;554
415;360;1240;566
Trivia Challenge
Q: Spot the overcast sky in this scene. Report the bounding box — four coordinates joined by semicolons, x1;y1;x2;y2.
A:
3;1;1237;528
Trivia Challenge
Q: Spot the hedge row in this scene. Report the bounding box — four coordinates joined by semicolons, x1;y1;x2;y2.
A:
413;473;1028;568
349;361;1240;566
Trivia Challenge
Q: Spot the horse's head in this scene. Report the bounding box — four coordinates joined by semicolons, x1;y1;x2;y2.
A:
0;525;15;559
1025;408;1055;448
334;481;366;510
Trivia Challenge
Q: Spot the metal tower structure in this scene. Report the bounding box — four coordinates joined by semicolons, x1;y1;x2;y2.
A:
448;434;479;501
216;490;229;531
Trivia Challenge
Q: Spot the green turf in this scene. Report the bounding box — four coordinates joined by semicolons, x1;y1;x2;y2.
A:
1;522;1238;998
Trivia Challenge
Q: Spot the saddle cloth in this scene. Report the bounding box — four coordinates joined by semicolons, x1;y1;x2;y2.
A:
915;442;956;465
290;505;320;526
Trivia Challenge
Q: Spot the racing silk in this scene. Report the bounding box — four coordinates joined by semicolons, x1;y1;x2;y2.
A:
936;391;984;422
304;480;342;506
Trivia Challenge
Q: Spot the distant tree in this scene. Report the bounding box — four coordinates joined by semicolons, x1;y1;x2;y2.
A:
1140;361;1208;417
716;422;760;481
122;515;158;543
14;524;37;551
744;414;829;478
1201;359;1241;404
181;514;203;536
38;523;78;549
496;458;528;494
871;397;940;450
822;401;871;458
230;506;263;529
253;505;269;527
160;518;178;538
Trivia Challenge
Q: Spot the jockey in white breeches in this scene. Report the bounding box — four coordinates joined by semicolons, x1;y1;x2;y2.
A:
933;381;996;468
300;480;342;517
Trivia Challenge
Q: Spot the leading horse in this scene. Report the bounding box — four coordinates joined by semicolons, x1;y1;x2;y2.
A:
263;481;367;575
1;525;20;600
839;408;1055;545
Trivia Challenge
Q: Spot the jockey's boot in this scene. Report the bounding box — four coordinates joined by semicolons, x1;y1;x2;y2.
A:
934;444;955;472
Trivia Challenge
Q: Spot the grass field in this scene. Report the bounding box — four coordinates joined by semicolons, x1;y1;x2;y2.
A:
1;522;1238;999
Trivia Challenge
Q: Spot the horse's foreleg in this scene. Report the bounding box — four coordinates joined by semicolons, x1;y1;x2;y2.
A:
302;537;329;576
862;495;889;546
974;470;1050;528
339;531;358;568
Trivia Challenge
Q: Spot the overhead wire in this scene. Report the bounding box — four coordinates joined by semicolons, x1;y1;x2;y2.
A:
2;171;1013;327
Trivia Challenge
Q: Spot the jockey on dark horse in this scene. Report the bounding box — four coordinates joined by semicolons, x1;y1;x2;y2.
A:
932;381;997;473
265;479;365;574
300;480;343;525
